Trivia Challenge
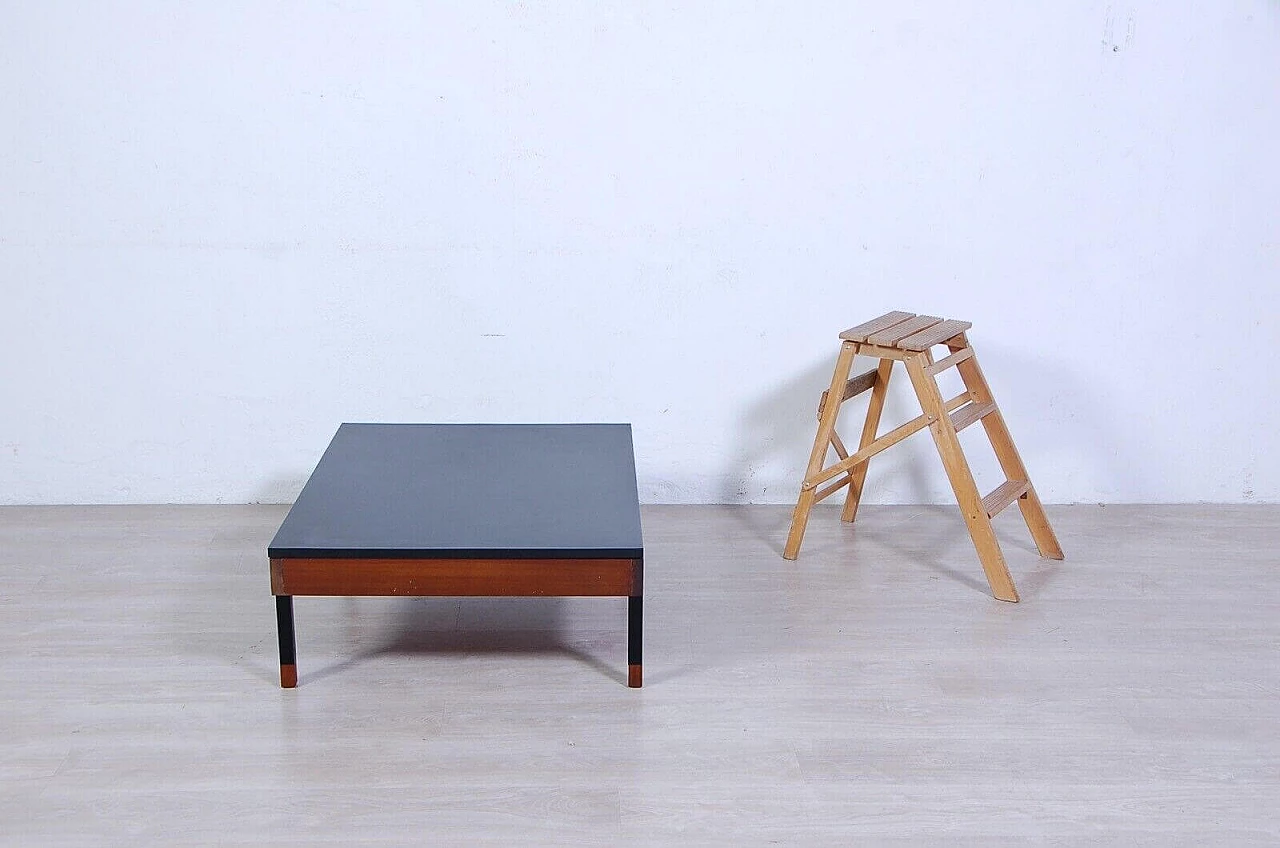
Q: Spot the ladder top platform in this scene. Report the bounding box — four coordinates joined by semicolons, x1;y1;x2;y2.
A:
839;311;973;352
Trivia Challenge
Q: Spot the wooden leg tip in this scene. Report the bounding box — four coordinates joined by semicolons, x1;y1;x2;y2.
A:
280;664;297;688
628;664;642;688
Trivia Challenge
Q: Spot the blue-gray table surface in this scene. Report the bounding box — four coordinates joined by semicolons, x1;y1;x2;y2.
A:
268;423;643;560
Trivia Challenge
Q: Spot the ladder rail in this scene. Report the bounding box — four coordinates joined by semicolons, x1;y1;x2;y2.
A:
842;357;896;522
925;346;974;376
904;353;1020;602
783;340;857;560
947;335;1064;560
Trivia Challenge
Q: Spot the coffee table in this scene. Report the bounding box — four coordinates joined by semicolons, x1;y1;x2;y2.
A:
268;423;644;688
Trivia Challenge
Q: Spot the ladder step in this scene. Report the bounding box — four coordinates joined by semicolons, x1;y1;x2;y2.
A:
925;346;974;376
949;401;996;432
982;480;1030;518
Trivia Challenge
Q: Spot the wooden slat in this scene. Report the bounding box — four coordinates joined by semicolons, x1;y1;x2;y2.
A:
950;401;996;432
925;346;974;376
943;393;973;414
802;393;974;491
852;343;913;361
271;557;641;597
821;368;879;417
829;429;850;460
867;315;943;347
814;475;852;503
803;411;931;490
983;480;1030;518
896;318;973;351
838;311;915;342
842;368;879;401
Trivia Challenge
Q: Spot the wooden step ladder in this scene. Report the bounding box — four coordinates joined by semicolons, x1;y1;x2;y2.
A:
783;311;1063;602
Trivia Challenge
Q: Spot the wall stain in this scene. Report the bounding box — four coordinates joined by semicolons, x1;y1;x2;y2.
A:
1103;5;1137;53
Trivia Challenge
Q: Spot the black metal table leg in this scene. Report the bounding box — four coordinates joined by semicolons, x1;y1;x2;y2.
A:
628;595;642;688
276;595;297;688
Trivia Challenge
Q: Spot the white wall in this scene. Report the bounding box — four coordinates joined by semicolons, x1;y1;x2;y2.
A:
3;2;1278;505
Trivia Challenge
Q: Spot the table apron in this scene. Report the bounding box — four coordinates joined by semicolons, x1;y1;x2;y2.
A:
271;557;642;597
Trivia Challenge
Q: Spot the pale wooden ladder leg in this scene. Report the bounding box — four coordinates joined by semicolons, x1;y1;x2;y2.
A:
904;352;1020;602
947;335;1064;560
784;341;858;560
841;357;894;523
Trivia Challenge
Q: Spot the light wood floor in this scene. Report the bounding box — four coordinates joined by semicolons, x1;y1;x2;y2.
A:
1;504;1277;845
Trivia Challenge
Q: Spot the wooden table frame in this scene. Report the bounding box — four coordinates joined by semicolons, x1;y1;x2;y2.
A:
271;556;644;688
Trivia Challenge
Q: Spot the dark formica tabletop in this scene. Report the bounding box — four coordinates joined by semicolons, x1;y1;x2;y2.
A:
268;423;643;560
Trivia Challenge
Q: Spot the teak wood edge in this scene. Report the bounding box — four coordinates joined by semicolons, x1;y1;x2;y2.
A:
271;557;642;597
